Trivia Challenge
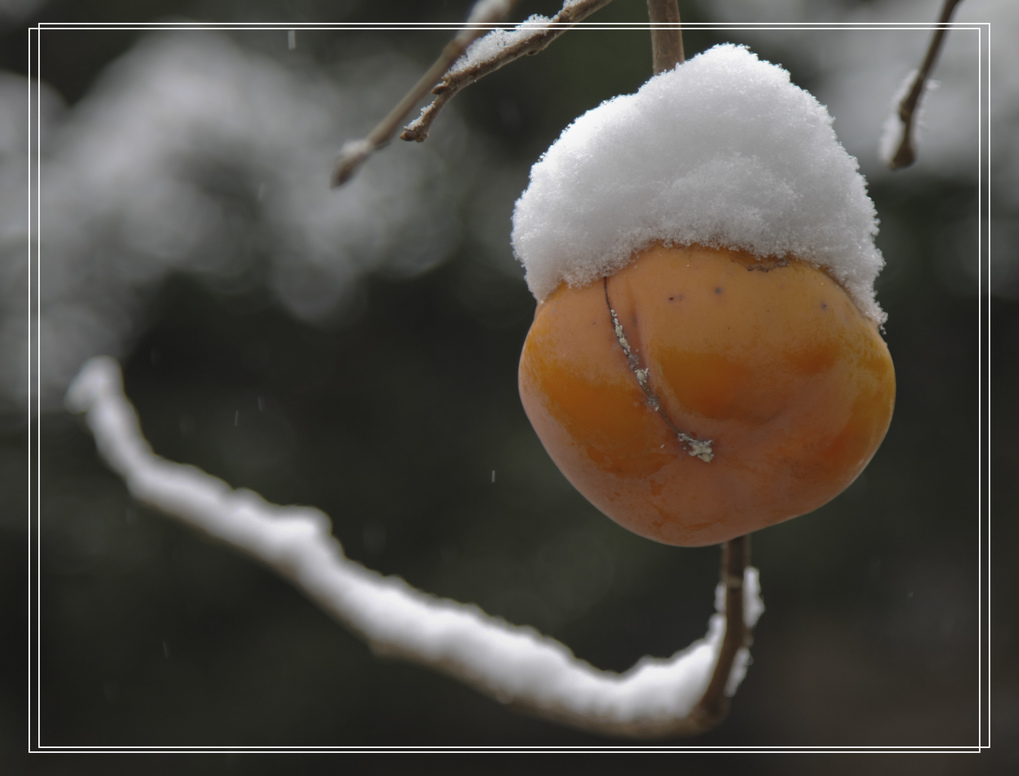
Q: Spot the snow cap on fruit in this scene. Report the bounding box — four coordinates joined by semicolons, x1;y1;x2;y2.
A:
511;44;886;323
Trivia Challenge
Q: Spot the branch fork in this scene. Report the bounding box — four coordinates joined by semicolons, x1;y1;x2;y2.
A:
331;0;615;187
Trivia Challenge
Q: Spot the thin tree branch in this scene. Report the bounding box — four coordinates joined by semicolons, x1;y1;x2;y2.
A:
331;0;519;187
885;0;963;170
647;0;684;74
399;0;615;144
66;355;763;739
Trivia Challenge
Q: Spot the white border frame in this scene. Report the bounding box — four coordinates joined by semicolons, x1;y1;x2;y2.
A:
25;17;992;755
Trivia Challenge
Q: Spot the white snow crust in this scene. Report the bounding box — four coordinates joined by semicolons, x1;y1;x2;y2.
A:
511;44;886;322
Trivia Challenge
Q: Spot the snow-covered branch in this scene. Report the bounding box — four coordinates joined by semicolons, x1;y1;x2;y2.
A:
330;0;519;186
65;355;763;739
401;0;615;144
332;0;615;186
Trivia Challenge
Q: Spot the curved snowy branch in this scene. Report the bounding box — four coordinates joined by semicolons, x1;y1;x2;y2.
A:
65;356;763;739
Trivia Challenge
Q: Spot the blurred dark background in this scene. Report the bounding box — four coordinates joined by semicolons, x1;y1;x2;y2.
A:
2;0;1014;773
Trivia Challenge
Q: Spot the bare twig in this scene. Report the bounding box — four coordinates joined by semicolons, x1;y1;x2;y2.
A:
886;0;963;170
400;0;615;144
647;0;684;74
331;0;519;187
66;355;763;739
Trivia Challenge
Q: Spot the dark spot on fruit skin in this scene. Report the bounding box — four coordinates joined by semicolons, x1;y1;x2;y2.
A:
668;294;684;302
715;287;723;295
821;302;828;311
743;258;789;272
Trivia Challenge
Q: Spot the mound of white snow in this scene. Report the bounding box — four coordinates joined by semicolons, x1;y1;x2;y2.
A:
511;44;885;323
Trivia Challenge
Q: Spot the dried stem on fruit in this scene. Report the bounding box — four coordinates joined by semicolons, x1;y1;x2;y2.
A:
647;0;685;74
693;535;752;728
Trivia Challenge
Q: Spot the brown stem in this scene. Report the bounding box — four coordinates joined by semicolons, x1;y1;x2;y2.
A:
887;0;963;170
505;531;754;739
647;0;684;74
692;534;751;729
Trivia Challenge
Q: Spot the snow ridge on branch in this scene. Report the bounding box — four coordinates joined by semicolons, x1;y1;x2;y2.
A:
66;356;763;739
332;0;615;186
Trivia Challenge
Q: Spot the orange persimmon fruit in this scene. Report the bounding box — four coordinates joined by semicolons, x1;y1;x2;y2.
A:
518;242;895;547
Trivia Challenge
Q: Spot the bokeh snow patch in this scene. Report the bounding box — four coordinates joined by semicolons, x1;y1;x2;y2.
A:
4;31;486;412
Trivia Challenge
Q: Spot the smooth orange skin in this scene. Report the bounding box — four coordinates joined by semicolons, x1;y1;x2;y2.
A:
518;243;895;546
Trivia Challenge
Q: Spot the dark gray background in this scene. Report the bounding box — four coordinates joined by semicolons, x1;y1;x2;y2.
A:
3;0;1012;773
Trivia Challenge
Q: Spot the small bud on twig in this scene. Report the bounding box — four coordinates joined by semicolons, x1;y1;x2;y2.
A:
883;0;962;171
